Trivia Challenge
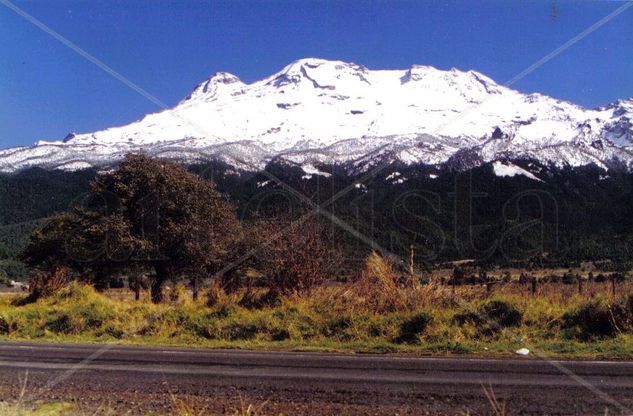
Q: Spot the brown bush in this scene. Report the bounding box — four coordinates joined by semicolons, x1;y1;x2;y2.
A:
29;265;71;300
348;252;405;312
253;217;342;299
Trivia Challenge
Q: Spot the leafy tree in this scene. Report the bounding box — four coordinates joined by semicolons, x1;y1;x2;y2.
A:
88;154;242;302
21;154;241;303
21;213;85;271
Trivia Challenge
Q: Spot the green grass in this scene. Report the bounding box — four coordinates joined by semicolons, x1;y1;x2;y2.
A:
1;282;633;359
0;402;78;416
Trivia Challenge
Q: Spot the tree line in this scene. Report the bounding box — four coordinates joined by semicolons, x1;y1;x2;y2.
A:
20;154;341;303
4;155;633;288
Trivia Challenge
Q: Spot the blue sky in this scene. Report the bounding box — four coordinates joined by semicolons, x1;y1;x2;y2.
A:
1;0;632;148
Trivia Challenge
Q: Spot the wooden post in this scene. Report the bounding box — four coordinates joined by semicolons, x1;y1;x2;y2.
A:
577;275;583;295
131;276;141;301
192;276;199;301
408;244;415;276
531;276;537;296
611;275;616;297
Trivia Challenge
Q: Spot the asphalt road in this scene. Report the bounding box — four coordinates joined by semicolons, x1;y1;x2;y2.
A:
0;342;632;415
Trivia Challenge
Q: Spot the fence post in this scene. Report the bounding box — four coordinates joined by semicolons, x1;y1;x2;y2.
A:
577;275;583;295
611;275;616;297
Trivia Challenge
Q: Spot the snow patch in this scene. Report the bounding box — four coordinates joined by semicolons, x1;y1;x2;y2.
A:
301;164;331;179
492;161;543;182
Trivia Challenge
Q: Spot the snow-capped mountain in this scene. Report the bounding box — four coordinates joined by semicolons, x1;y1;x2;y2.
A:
1;58;632;173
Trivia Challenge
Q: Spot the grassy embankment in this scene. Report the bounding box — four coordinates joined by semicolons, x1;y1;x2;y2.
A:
2;254;633;359
0;266;633;358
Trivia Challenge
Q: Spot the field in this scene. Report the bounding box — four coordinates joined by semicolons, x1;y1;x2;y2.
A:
1;267;633;359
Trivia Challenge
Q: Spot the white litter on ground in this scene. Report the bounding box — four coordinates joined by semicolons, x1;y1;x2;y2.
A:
515;348;530;356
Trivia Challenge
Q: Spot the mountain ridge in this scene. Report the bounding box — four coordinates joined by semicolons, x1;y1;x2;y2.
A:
1;57;631;173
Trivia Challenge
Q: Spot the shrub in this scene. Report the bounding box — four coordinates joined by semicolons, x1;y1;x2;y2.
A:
452;310;480;326
562;273;575;285
562;300;627;340
238;288;270;309
276;308;318;340
481;300;522;328
0;315;10;334
396;312;432;344
45;313;75;334
168;283;189;305
101;324;125;339
44;301;113;334
54;282;95;302
205;284;239;312
76;301;112;328
139;309;190;338
453;299;522;337
25;266;71;303
221;322;259;340
270;327;291;341
210;304;233;319
322;316;353;341
349;252;405;312
254;217;342;299
454;299;522;328
548;274;562;283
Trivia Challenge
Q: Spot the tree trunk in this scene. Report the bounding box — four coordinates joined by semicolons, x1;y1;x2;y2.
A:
93;269;109;292
152;264;169;303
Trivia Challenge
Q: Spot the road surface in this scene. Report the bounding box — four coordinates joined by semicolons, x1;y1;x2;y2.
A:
0;341;632;415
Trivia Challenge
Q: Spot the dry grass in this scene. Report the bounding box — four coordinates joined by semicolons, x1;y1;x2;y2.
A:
1;276;632;414
1;270;633;358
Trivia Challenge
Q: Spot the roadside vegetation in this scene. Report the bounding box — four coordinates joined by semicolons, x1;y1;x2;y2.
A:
2;154;633;359
2;256;633;358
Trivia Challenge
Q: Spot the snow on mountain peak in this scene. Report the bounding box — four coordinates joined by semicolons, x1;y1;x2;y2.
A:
608;98;633;116
184;72;244;102
1;58;632;173
265;58;370;91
